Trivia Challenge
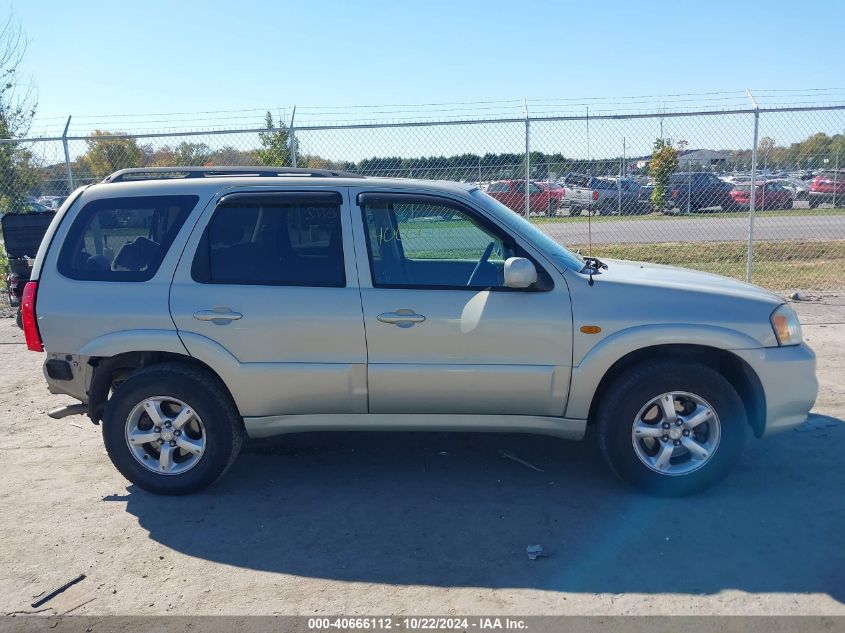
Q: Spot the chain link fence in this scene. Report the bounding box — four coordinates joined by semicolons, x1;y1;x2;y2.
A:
2;104;844;296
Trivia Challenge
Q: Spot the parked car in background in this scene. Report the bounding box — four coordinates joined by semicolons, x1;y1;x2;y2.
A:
772;178;808;201
669;172;735;212
37;196;66;210
536;181;566;214
601;177;650;215
487;179;559;215
560;173;600;214
808;170;845;208
727;181;793;211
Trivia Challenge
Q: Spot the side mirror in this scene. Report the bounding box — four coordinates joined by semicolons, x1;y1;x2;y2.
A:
504;257;537;289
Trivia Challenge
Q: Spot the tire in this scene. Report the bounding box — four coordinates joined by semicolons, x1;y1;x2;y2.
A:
596;358;748;496
102;363;244;495
809;196;821;209
15;309;22;330
783;199;794;210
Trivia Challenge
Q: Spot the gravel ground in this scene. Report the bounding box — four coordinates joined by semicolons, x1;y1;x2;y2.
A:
0;295;843;617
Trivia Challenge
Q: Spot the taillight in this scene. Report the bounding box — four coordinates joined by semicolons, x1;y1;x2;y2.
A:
21;281;43;352
592;190;599;201
672;189;679;198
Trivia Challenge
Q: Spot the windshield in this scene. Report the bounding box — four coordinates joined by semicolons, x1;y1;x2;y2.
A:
471;189;584;271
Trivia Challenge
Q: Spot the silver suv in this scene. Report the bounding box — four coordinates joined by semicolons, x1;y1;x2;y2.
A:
23;167;818;496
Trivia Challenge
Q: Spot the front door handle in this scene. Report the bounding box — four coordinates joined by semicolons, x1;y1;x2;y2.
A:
377;309;426;328
193;308;243;323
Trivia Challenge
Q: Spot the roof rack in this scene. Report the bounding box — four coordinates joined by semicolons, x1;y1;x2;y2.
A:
102;166;365;183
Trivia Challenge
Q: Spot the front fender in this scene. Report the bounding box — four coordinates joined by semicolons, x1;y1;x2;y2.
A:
564;323;763;420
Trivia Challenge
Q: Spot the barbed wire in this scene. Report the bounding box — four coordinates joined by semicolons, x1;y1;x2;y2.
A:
24;89;845;137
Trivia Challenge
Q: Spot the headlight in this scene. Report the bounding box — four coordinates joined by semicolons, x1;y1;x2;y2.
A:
770;304;803;346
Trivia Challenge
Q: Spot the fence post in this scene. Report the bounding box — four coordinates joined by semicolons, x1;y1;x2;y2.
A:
62;116;75;192
746;90;760;283
524;99;530;221
289;106;297;168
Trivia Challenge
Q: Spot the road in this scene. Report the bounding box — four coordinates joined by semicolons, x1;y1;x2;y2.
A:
539;212;845;246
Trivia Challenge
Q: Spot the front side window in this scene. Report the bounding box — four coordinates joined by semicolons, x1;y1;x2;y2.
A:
58;195;198;282
192;195;345;287
361;195;535;289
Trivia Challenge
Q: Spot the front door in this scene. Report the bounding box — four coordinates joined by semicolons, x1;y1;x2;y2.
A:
169;189;367;417
351;190;573;416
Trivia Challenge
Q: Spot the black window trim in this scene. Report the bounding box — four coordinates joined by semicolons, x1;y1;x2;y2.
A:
191;190;347;288
356;192;553;292
57;194;199;283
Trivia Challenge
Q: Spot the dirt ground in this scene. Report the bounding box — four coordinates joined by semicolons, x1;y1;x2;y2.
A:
0;296;843;617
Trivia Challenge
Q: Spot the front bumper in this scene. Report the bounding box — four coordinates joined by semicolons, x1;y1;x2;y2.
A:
732;343;818;436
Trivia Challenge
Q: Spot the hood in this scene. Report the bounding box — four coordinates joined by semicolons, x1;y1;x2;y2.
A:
598;258;783;305
566;258;785;363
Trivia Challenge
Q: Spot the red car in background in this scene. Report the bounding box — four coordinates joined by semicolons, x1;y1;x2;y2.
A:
808;170;845;208
486;180;563;215
727;181;793;211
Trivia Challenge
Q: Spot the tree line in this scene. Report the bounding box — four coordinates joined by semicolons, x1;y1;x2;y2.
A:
11;119;845;204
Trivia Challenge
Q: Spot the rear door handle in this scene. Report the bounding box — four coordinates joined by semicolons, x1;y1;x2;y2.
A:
193;308;243;323
377;309;426;328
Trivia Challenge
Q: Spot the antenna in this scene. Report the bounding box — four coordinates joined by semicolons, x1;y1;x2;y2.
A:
586;105;593;260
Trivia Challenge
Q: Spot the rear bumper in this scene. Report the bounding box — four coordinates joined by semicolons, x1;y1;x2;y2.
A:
732;343;818;436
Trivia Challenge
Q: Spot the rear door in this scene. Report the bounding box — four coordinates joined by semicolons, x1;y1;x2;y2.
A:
169;188;368;417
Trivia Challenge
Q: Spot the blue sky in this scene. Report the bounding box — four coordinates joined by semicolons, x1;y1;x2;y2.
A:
5;0;844;163
9;0;845;127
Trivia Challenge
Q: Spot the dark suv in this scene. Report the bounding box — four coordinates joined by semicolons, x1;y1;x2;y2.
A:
669;172;734;212
2;211;56;327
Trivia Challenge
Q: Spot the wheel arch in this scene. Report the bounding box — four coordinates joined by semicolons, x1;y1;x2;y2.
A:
87;349;236;424
582;343;766;437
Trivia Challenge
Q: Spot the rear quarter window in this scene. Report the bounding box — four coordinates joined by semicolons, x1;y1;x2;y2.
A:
57;195;198;282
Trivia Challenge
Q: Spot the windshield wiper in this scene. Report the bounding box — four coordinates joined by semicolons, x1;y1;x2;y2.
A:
581;256;608;272
581;256;608;286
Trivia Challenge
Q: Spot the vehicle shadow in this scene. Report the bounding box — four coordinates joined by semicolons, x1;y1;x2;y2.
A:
119;413;845;601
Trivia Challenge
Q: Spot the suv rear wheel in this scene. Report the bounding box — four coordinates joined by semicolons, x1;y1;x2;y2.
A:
596;358;747;496
102;363;243;495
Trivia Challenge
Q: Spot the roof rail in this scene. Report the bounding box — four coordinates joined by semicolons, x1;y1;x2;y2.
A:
102;166;365;183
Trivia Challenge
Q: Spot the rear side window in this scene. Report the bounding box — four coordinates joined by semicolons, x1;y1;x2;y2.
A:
57;195;198;282
191;194;345;287
488;182;510;193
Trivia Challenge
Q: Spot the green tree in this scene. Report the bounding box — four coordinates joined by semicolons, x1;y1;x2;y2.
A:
0;13;39;214
81;130;144;179
256;111;299;167
649;138;680;212
174;141;211;166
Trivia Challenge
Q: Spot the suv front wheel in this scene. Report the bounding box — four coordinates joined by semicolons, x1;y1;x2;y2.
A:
102;363;243;495
596;358;748;496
